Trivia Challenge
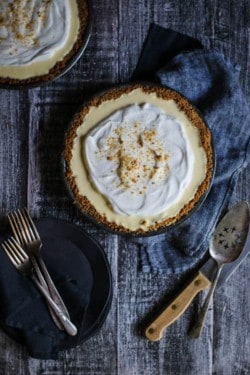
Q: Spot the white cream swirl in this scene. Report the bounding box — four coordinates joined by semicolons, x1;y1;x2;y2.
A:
0;0;80;79
84;103;195;216
0;0;72;65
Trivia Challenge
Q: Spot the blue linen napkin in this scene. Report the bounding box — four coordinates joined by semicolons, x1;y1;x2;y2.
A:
132;26;249;274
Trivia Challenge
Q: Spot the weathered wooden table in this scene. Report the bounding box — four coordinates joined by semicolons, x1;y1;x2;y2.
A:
0;1;249;374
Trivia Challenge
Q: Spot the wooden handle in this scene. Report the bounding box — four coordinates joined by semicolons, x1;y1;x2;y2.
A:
145;272;211;341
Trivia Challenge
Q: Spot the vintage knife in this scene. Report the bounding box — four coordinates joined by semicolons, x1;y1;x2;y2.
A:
145;204;250;342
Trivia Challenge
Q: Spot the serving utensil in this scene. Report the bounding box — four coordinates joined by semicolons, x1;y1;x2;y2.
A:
189;201;250;338
1;237;77;336
145;201;249;341
8;209;70;330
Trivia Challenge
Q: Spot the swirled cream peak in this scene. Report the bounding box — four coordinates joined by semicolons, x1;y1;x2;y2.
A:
84;103;195;216
0;0;79;78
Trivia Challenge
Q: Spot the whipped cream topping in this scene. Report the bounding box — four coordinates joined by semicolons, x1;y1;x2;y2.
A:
0;0;79;78
84;104;194;216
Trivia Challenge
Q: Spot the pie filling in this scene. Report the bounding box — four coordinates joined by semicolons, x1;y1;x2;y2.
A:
69;88;209;231
84;103;197;216
0;0;79;79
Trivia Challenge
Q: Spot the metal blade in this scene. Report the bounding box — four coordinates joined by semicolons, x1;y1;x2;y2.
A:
198;201;249;285
199;257;217;282
218;230;249;287
199;227;250;287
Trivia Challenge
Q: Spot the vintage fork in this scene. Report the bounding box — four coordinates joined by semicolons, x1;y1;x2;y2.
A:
8;209;70;330
1;237;77;336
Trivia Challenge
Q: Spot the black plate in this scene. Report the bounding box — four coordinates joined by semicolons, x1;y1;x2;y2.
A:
0;219;112;358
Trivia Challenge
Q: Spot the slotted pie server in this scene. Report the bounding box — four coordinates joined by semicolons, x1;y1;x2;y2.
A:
145;201;250;341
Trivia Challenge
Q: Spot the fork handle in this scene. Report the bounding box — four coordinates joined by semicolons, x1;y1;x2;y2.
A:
36;254;70;320
31;275;78;336
30;256;64;331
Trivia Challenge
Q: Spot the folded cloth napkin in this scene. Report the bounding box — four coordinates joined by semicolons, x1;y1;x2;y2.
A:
132;24;203;81
132;24;249;274
0;220;98;359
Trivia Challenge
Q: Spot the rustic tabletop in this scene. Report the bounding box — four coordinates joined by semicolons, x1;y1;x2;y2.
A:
0;1;249;374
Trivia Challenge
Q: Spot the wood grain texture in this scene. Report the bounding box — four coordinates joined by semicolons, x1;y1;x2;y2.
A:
0;0;249;374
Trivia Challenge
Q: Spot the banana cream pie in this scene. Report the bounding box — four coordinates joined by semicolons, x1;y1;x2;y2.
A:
0;0;89;85
64;84;213;234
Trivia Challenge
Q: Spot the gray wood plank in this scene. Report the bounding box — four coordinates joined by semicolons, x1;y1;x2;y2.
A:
212;168;250;375
0;0;249;374
55;0;120;90
0;90;31;374
117;245;213;375
20;1;120;374
0;91;29;213
116;1;250;374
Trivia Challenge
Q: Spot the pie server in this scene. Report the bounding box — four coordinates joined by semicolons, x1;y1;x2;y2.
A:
145;201;250;341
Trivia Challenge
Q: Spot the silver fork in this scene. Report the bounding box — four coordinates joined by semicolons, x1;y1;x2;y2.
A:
8;209;70;330
1;237;77;336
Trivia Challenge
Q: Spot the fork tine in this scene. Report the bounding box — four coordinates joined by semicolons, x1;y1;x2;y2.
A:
23;208;40;241
7;212;23;244
17;209;33;243
2;242;19;266
2;239;27;265
5;238;28;264
8;208;40;245
11;237;29;260
8;211;29;244
8;210;31;244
